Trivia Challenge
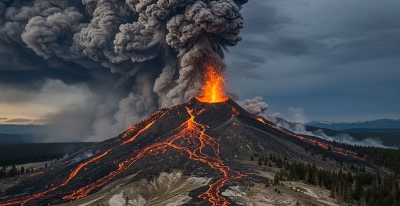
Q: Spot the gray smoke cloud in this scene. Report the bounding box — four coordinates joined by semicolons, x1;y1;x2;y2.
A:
238;96;268;116
0;0;248;140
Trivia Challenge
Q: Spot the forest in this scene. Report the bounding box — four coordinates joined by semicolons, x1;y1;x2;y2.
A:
254;153;400;206
335;142;400;175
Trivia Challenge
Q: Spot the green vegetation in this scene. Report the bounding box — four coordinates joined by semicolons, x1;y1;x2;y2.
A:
335;142;400;175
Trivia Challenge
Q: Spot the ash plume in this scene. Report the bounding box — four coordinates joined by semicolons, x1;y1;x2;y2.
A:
0;0;248;140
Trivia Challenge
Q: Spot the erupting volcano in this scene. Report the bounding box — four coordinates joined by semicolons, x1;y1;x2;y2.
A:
0;62;389;206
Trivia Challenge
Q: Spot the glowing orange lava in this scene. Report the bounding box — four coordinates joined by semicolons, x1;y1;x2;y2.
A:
196;61;228;103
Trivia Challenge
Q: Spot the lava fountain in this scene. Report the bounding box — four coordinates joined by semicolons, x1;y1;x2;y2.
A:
196;61;229;103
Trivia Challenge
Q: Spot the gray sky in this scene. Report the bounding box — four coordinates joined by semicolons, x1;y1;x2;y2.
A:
228;0;400;122
0;0;399;124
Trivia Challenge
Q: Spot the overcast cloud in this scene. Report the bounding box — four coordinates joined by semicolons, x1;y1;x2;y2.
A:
228;0;400;121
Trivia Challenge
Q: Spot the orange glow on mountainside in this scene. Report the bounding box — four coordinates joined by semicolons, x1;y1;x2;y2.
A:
196;62;228;103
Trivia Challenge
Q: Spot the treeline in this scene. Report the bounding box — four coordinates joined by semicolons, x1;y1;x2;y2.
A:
0;163;47;179
252;153;400;206
335;142;400;175
0;142;95;166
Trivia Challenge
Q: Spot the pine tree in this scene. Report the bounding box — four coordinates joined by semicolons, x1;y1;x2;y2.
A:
276;156;283;168
273;172;280;186
9;164;17;177
330;183;336;198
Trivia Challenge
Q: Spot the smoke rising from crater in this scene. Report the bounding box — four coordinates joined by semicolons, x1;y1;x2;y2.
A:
0;0;248;140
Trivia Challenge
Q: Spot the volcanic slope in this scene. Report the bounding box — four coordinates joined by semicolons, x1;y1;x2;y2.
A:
0;97;385;206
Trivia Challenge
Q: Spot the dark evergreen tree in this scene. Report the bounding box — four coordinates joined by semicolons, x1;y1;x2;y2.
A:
273;172;280;186
276;156;283;168
9;164;17;177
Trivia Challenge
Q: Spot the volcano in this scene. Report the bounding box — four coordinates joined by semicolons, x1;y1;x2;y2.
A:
0;97;386;206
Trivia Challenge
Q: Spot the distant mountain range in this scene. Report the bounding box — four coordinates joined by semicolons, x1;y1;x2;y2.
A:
308;119;400;130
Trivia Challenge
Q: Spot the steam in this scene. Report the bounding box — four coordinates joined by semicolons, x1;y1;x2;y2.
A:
238;96;268;116
241;97;395;149
71;151;94;164
0;0;248;140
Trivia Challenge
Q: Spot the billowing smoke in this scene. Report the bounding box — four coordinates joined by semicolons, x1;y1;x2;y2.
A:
238;96;268;116
0;0;248;140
